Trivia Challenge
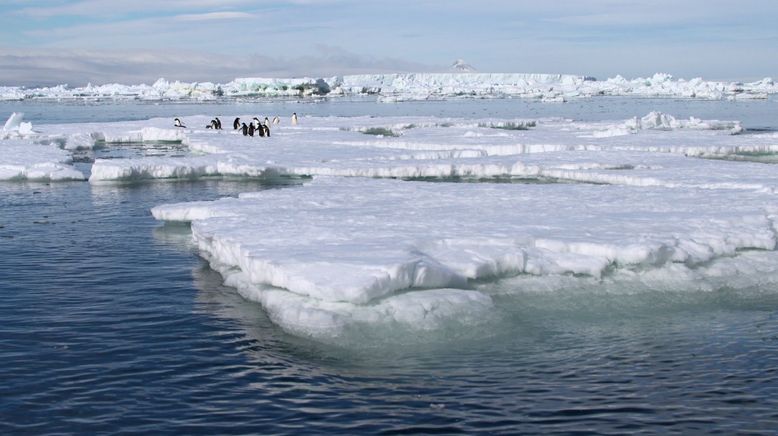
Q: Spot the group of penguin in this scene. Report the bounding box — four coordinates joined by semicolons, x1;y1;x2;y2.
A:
236;116;274;137
173;113;299;138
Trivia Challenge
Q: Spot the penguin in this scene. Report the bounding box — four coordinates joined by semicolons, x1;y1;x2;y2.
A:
207;119;217;129
241;123;249;136
248;123;256;137
264;116;270;126
257;122;265;137
262;122;271;137
272;116;280;125
291;112;298;125
233;117;241;130
174;118;186;128
215;117;222;130
252;117;261;131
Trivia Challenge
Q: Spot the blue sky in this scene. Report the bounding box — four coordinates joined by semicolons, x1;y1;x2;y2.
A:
1;0;777;86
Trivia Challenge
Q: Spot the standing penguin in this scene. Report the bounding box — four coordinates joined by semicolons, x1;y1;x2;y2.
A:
207;119;218;129
174;118;186;128
233;117;241;130
257;122;265;137
272;116;280;125
264;116;270;126
252;117;260;131
241;123;249;136
215;117;222;130
248;123;256;137
262;122;271;137
291;112;298;125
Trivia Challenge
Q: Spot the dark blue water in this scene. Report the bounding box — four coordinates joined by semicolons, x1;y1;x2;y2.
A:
2;179;778;433
2;100;778;433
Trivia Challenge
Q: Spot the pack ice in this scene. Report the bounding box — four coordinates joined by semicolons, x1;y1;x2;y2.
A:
76;113;778;192
2;73;776;102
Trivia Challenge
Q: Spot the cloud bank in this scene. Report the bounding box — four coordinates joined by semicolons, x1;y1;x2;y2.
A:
0;47;438;87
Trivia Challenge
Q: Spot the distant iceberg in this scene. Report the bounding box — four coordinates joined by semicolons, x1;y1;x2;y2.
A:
1;73;775;102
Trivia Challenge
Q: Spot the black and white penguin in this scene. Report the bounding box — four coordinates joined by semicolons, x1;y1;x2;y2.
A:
215;117;222;130
291;112;298;125
248;123;256;137
252;117;260;130
262;123;271;137
174;118;186;128
241;123;249;136
264;116;270;126
233;117;241;130
206;119;217;129
257;122;265;137
272;116;280;125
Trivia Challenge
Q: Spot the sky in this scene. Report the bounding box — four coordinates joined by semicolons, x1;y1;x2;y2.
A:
1;0;777;86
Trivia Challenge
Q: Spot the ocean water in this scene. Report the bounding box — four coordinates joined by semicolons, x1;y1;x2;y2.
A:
2;95;777;129
2;98;778;433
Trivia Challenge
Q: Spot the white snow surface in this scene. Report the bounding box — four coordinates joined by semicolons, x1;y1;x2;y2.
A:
2;73;776;101
152;176;778;338
57;114;778;191
0;139;84;181
0;112;85;181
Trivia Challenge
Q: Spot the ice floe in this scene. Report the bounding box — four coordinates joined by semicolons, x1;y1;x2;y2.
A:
2;73;776;102
0;139;84;181
152;176;778;338
0;112;84;181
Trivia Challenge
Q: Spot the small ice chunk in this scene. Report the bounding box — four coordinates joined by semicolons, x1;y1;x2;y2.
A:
3;112;24;131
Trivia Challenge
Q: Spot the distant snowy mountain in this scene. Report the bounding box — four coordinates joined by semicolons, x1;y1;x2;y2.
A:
451;59;477;72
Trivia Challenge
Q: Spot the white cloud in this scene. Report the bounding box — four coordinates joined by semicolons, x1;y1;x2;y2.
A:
15;0;259;18
173;12;255;22
0;47;439;86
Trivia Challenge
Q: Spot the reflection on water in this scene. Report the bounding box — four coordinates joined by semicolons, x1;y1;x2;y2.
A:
72;141;193;164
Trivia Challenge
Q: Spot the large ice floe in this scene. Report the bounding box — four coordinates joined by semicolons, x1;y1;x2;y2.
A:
152;176;778;339
2;72;776;102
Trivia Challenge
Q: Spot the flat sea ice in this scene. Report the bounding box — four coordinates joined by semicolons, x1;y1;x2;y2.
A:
0;139;84;181
152;177;778;339
25;113;773;186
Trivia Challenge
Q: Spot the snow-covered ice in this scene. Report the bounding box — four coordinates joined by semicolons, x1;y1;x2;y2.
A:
54;114;777;190
2;72;776;102
152;176;778;338
11;112;778;190
0;113;85;181
0;139;85;181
